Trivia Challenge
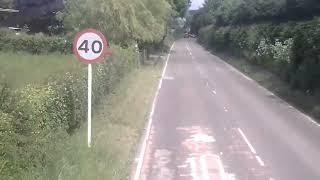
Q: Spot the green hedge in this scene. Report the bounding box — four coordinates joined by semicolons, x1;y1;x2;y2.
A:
0;46;138;178
198;17;320;92
0;29;71;54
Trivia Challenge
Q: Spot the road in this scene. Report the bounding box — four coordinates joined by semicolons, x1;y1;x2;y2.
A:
133;39;320;180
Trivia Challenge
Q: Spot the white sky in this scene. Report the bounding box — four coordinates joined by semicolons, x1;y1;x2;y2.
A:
190;0;204;10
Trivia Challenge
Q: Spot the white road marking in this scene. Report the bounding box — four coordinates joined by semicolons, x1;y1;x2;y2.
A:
227;173;236;180
200;155;210;180
216;155;226;180
189;133;216;143
178;164;188;168
303;114;320;127
152;149;174;180
212;54;320;128
238;128;269;168
212;90;217;95
133;42;175;180
237;128;257;154
163;76;174;80
186;42;194;57
255;155;265;167
187;157;200;180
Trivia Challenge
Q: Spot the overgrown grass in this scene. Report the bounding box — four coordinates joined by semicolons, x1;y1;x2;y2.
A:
17;64;162;180
0;52;82;88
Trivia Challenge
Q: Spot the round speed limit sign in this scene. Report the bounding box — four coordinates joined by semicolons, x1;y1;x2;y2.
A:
73;29;110;63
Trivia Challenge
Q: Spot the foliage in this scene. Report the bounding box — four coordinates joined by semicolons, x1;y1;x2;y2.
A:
0;46;139;178
198;18;320;92
0;0;14;21
0;29;71;54
271;38;293;64
62;0;173;45
0;0;13;8
171;0;191;17
191;0;320;34
256;38;293;64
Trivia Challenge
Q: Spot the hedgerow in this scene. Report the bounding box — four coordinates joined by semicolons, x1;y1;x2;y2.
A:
198;17;320;93
0;46;138;178
0;29;71;54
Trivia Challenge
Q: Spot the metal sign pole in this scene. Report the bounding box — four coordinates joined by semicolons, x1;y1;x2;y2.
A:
73;29;110;148
88;64;92;148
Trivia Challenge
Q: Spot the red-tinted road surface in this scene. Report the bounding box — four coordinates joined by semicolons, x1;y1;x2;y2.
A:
133;39;320;180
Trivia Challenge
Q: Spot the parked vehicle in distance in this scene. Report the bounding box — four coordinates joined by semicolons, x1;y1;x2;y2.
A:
189;34;196;38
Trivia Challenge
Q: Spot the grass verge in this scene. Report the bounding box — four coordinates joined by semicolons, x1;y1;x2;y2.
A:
19;63;162;180
0;52;82;88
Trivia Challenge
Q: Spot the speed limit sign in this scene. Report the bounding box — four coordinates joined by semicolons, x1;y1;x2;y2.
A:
73;28;111;63
72;28;111;148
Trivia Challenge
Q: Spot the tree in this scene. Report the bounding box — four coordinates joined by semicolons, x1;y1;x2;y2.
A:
0;0;13;8
190;0;320;31
63;0;177;45
0;0;14;22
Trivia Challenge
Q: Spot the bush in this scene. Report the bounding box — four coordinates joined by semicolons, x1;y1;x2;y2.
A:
198;17;320;92
0;29;71;54
0;45;138;178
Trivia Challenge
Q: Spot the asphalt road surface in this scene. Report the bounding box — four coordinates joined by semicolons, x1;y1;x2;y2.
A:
134;39;320;180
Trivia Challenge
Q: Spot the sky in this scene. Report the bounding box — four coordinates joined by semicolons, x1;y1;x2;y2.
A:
190;0;204;10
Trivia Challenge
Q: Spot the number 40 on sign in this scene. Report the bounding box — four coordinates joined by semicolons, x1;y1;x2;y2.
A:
73;29;111;148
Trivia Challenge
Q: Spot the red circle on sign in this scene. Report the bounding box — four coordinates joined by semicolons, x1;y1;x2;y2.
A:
72;28;110;64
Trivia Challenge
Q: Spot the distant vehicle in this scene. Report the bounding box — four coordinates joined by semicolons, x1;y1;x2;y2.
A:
184;33;196;38
189;34;196;38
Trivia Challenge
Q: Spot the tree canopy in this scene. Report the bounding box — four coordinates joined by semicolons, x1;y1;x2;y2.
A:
63;0;190;45
0;0;14;22
191;0;320;33
0;0;13;8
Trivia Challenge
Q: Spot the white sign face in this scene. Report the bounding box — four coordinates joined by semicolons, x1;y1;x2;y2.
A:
73;29;109;63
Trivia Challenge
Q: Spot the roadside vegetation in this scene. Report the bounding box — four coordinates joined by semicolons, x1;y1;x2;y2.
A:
0;0;190;178
9;64;162;180
190;0;320;120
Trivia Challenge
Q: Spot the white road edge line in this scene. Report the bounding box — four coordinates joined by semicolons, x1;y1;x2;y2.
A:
132;42;175;180
215;55;320;128
255;155;265;167
237;128;257;154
